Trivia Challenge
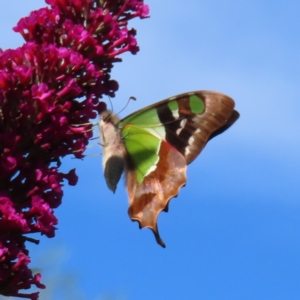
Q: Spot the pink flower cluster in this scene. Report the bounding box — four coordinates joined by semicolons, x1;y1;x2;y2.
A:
0;0;149;298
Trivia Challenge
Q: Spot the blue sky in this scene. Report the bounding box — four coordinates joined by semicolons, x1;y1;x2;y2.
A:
1;1;300;299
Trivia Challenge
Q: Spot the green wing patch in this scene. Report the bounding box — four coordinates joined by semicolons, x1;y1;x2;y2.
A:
122;124;161;183
189;95;205;114
120;107;162;128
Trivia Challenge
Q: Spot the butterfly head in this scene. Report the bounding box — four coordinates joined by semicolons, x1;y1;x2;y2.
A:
99;110;121;127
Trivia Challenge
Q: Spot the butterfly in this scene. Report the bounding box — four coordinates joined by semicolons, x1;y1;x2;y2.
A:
99;91;239;247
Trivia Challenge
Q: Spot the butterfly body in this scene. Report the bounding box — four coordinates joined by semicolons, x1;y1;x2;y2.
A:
99;111;126;192
99;91;239;247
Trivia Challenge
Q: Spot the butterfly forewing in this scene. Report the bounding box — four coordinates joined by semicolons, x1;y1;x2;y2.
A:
121;91;239;164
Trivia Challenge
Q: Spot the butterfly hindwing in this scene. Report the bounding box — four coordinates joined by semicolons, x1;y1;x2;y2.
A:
125;137;187;248
120;91;239;247
122;123;187;247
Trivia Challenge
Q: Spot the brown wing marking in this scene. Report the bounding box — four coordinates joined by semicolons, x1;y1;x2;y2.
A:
126;140;187;248
179;91;238;164
155;91;238;165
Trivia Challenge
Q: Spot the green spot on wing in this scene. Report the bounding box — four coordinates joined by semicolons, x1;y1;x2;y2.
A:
122;125;160;183
190;95;205;114
167;100;178;112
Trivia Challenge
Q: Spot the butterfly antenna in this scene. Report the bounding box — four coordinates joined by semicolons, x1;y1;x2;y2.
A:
116;96;136;116
107;95;114;112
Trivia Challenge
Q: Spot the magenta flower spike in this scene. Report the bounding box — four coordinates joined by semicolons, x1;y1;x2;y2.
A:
0;0;149;298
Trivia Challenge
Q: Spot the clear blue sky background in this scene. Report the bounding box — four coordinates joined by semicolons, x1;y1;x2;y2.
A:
1;1;300;300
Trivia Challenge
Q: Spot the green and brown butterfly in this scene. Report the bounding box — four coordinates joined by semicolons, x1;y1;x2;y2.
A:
99;90;239;247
